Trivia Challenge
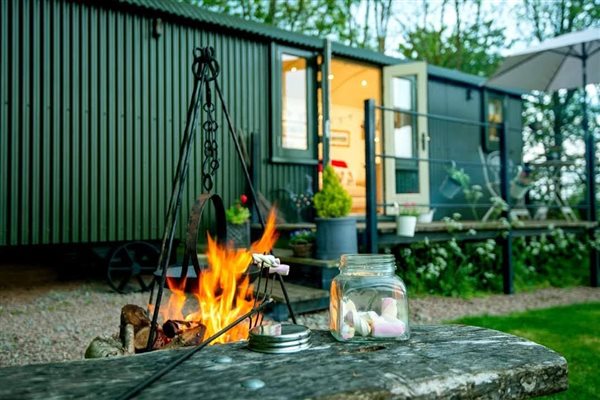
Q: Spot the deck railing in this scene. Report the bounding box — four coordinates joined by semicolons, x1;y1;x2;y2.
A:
363;99;599;292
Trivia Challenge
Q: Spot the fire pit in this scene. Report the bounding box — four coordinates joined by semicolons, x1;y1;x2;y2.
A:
86;46;304;399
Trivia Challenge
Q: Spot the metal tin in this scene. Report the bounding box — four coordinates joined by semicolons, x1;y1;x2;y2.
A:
248;342;311;354
249;324;310;342
248;324;311;354
249;336;310;348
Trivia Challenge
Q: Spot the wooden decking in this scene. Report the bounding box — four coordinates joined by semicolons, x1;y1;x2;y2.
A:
255;219;597;247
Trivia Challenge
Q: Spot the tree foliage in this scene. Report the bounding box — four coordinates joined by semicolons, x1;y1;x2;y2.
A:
185;0;362;45
395;0;507;77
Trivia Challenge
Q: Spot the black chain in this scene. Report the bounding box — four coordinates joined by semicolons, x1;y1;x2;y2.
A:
191;47;221;192
202;90;219;192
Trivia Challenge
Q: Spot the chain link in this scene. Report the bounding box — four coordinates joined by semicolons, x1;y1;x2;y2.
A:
202;92;219;192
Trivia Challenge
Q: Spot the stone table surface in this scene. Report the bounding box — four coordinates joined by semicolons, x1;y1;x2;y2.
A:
0;325;567;400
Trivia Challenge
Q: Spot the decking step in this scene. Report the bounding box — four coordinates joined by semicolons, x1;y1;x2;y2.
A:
256;281;329;322
272;248;339;290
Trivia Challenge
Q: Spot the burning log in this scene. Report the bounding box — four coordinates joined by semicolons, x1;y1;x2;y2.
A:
163;324;206;349
162;320;203;338
133;326;170;351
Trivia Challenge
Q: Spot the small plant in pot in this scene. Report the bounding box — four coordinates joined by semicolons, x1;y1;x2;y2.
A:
440;164;469;199
225;194;251;248
313;165;356;260
395;202;420;237
289;229;315;258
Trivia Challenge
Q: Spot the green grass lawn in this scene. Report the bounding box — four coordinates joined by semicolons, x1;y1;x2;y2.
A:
452;302;600;399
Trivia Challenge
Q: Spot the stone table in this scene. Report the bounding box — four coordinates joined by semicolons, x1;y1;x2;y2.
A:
0;325;567;399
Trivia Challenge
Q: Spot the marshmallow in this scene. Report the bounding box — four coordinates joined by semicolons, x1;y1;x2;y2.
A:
268;264;289;276
381;297;398;321
354;314;372;337
371;319;406;337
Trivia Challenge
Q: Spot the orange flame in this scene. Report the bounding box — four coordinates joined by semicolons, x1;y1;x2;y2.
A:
161;210;279;344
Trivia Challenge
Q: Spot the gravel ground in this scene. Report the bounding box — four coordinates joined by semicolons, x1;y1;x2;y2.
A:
1;264;599;368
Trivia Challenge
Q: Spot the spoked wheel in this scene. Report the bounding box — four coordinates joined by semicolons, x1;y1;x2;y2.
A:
107;241;159;293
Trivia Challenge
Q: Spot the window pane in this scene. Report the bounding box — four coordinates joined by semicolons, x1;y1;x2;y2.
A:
392;77;415;158
392;77;412;110
282;54;308;150
488;98;503;142
394;113;413;158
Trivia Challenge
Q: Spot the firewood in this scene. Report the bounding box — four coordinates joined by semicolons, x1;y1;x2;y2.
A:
85;336;125;359
134;326;172;352
120;304;150;333
162;320;203;338
163;324;206;349
134;326;151;351
121;323;135;355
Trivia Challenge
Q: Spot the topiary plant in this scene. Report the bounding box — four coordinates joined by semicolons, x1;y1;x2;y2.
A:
313;165;352;218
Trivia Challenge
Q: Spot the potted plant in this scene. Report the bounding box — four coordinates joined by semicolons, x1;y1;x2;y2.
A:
395;203;420;237
313;165;356;260
225;194;251;248
440;164;469;199
289;229;315;258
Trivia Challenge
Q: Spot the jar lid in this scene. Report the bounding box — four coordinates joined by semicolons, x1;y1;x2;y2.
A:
249;324;311;342
248;341;311;354
249;336;310;348
248;324;311;354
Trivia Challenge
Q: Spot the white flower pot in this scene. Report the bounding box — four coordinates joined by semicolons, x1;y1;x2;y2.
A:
396;215;417;237
417;209;435;223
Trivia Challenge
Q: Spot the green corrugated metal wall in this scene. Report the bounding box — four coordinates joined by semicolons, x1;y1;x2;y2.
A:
0;0;312;246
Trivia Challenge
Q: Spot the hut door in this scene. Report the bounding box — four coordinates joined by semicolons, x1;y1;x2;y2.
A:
383;62;430;214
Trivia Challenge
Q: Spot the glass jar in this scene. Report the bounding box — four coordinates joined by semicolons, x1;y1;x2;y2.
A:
330;254;409;342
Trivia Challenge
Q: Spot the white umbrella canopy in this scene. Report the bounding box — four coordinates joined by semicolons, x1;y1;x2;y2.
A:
487;27;600;91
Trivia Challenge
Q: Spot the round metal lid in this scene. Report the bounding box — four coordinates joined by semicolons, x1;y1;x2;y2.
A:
248;342;311;354
249;336;310;349
249;324;311;343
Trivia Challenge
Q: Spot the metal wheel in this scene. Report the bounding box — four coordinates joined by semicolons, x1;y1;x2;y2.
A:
107;241;159;293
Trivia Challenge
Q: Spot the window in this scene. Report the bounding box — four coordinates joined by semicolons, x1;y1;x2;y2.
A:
484;94;504;151
282;54;308;150
271;46;316;164
392;76;419;193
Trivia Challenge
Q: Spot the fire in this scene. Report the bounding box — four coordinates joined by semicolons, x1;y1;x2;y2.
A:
161;210;279;344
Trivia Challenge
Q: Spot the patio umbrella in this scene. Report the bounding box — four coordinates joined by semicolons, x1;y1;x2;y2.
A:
487;27;600;91
486;27;600;224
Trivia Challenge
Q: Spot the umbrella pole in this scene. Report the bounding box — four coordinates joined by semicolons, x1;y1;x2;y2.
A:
582;44;599;287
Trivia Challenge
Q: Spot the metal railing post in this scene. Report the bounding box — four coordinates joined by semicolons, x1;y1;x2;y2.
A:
365;99;378;253
321;39;331;168
499;121;514;294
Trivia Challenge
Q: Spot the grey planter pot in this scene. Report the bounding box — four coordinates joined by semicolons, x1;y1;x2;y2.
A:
315;217;358;260
439;176;462;199
227;221;250;248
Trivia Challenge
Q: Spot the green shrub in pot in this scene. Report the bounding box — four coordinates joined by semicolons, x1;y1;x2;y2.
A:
313;165;356;260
